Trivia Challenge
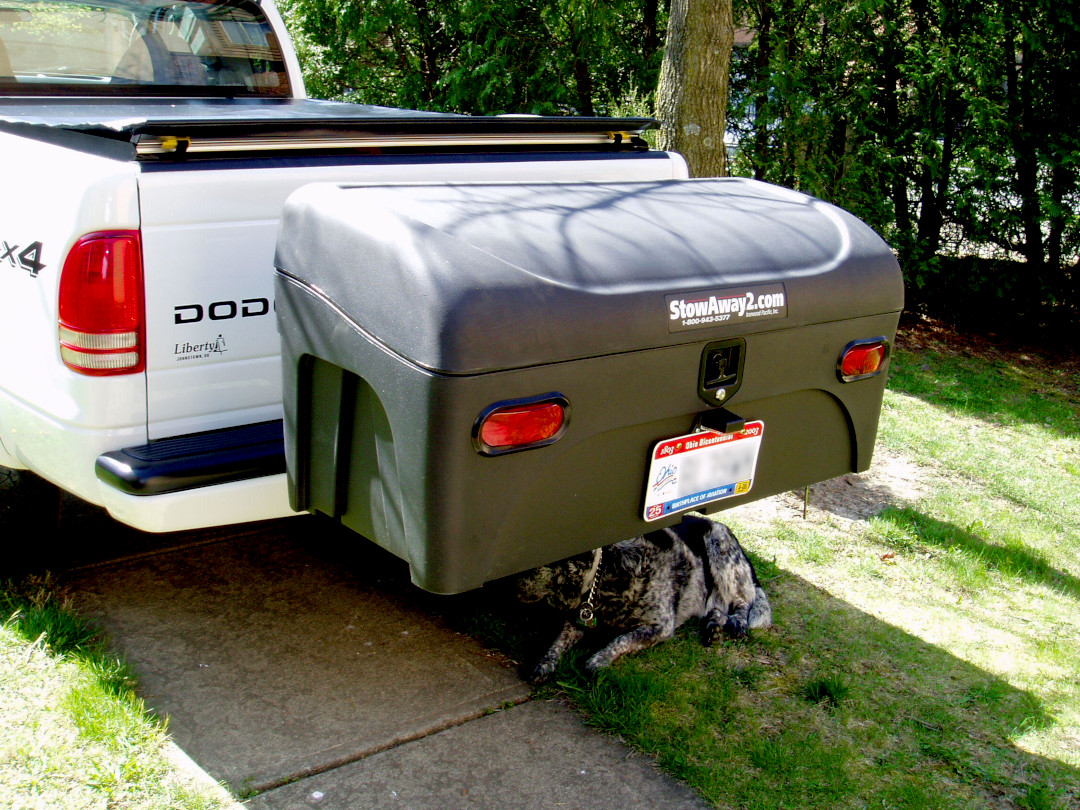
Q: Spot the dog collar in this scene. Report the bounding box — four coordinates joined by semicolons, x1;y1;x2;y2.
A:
577;548;603;628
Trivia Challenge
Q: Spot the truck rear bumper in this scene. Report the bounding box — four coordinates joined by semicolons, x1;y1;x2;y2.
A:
1;386;298;531
96;471;301;533
94;420;301;532
96;420;286;495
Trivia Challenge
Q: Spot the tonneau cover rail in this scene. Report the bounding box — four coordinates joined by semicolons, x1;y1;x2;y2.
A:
0;98;656;158
133;130;645;155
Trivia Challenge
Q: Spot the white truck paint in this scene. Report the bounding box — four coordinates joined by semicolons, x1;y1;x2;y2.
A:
0;0;688;531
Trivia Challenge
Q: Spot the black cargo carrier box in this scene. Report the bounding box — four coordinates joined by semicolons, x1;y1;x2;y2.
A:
274;179;903;593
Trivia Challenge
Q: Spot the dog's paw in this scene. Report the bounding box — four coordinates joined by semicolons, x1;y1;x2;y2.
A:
723;615;748;638
702;620;723;646
584;652;613;674
526;661;557;685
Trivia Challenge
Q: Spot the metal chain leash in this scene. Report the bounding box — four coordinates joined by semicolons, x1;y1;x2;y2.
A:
577;548;603;628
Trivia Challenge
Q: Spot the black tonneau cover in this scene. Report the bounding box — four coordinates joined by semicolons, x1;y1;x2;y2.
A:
0;98;655;160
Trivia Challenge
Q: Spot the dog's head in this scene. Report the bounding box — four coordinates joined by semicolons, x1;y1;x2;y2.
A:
516;551;597;611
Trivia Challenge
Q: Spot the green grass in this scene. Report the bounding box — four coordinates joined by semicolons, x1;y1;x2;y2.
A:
0;576;236;809
470;327;1080;808
3;323;1078;808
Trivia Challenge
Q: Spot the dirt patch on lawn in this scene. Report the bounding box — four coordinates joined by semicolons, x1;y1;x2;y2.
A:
729;445;929;535
732;314;1078;535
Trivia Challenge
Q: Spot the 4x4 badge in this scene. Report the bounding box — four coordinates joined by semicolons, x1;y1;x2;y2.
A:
2;239;46;278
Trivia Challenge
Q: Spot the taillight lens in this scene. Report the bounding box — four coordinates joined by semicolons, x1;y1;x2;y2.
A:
838;338;888;382
58;231;145;376
475;396;568;455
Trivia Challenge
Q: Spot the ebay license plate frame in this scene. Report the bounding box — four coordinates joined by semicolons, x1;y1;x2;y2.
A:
643;421;764;522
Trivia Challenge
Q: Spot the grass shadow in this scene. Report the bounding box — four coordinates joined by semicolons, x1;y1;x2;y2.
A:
455;559;1080;809
8;486;1078;808
886;346;1080;439
1;573;147;719
14;512;1079;809
871;505;1080;602
2;575;99;651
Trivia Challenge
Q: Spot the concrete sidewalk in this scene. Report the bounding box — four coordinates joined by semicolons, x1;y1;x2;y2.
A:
62;516;708;809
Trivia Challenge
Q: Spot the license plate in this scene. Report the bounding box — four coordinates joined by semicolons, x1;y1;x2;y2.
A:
643;421;764;521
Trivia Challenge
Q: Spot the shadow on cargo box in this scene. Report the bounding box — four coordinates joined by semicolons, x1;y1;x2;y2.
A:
275;179;904;594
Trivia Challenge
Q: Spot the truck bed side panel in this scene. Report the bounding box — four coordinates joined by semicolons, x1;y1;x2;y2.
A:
0;131;146;498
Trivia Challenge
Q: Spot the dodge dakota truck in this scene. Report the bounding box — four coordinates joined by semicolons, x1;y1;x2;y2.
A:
0;0;903;592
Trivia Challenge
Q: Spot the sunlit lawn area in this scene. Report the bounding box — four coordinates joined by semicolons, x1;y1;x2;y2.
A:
2;318;1078;808
0;578;236;809
505;320;1080;808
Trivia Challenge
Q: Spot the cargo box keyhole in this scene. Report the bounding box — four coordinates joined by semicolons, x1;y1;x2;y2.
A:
699;338;745;406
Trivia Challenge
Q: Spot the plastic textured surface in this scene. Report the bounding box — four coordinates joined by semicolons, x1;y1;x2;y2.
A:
275;178;904;593
276;179;901;375
96;421;285;495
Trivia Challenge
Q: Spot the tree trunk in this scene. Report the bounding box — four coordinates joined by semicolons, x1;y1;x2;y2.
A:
569;20;595;117
655;0;734;177
643;0;661;56
1003;4;1044;269
409;0;441;104
878;0;911;263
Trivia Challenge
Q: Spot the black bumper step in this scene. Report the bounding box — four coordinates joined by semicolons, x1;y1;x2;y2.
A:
96;420;285;496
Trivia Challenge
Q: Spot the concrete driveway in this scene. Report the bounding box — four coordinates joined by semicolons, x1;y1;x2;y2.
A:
55;504;708;809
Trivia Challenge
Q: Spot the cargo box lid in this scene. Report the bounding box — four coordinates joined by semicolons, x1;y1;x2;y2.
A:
274;179;903;375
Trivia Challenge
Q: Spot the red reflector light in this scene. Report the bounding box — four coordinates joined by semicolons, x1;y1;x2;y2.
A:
58;231;145;376
838;339;888;382
475;397;568;455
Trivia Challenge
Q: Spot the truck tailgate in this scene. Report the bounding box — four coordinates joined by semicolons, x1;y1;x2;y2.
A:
139;151;686;439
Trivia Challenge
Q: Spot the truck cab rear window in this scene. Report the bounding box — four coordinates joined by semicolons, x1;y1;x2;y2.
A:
0;0;290;97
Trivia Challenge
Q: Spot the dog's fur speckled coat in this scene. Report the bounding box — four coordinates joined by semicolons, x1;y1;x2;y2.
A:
518;514;771;682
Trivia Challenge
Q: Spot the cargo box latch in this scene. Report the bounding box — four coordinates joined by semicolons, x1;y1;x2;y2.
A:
698;338;745;406
694;407;747;435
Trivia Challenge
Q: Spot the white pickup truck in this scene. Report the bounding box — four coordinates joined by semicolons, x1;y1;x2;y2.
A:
0;0;689;537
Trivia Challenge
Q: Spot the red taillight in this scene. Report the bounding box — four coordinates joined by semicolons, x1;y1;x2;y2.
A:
58;231;145;376
475;396;568;455
838;338;888;382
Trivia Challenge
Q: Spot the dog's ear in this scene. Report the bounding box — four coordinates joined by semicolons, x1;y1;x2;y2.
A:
565;555;594;584
535;556;591;609
643;526;676;551
704;519;740;548
516;565;556;603
609;538;649;576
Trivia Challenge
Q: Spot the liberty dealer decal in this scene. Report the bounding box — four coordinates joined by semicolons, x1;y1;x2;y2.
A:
174;334;228;362
666;283;787;332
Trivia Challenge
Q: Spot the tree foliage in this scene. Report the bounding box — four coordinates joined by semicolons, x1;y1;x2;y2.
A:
280;0;1078;324
279;0;666;116
729;0;1080;323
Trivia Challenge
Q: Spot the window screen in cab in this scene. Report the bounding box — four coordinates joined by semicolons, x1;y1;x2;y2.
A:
0;0;290;96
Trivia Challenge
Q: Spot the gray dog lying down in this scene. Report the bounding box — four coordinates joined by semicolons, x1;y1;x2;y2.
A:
518;514;771;683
